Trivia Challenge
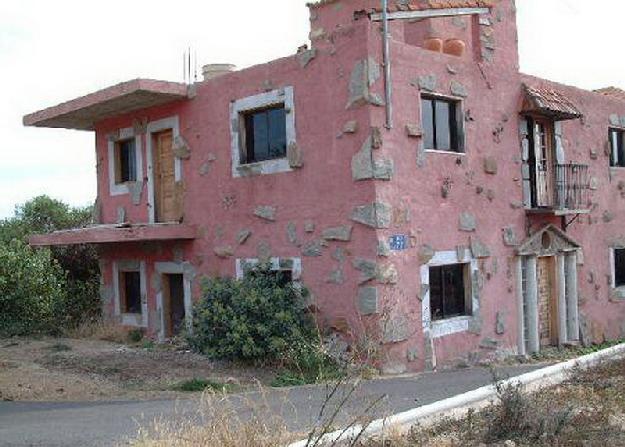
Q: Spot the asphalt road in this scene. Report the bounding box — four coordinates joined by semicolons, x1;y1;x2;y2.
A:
0;364;544;446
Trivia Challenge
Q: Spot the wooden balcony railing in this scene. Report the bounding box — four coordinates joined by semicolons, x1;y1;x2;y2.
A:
553;163;590;211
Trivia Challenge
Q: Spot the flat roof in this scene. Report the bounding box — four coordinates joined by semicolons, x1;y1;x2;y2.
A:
29;223;197;246
23;79;189;131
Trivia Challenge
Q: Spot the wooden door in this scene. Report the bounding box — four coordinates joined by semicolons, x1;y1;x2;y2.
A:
537;256;558;347
533;120;555;207
153;130;180;222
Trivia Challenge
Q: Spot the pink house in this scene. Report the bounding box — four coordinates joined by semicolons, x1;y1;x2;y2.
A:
26;0;625;373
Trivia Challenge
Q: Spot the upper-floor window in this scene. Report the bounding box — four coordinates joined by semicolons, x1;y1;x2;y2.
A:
429;263;471;321
609;128;625;167
230;87;296;178
421;96;463;153
115;139;137;183
242;105;287;164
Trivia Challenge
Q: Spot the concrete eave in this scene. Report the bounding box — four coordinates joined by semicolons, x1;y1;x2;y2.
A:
23;79;190;131
29;223;197;247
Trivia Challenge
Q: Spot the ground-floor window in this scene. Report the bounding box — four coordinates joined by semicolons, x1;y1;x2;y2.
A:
235;257;302;285
120;270;142;314
429;263;471;321
612;248;625;288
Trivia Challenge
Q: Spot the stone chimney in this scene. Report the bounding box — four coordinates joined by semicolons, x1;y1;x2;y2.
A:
202;64;236;81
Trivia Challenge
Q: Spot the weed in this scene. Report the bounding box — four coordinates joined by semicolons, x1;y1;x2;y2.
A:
127;329;144;344
170;378;235;393
45;342;72;352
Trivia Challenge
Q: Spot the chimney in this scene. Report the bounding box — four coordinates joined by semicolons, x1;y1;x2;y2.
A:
202;63;236;81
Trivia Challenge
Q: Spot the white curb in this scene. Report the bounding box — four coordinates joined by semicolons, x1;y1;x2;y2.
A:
288;343;625;447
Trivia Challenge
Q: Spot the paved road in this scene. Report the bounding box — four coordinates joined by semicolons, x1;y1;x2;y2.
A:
0;364;544;446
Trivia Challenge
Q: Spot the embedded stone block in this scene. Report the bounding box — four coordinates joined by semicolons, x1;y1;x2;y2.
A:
450;80;468;98
502;226;518;246
287;141;304;168
353;258;377;284
459;212;477;232
214;246;234;258
343;120;358;134
321;225;353;242
419;244;435;264
297;48;316;68
357;287;379;315
237;229;252;245
414;74;437;92
484;156;498;174
471;237;491;258
253;206;276;221
302;239;323;257
173;136;191;159
346;57;383;109
351;202;392;229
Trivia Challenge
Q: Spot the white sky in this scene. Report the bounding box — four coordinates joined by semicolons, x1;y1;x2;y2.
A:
1;0;623;219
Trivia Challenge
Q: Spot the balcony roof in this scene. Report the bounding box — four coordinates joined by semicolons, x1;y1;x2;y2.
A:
29;223;197;247
521;84;583;121
23;79;189;131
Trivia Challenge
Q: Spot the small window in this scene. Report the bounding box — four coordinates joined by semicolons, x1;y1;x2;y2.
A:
422;96;462;152
609;128;625;167
614;248;625;287
429;263;470;321
249;268;293;287
241;105;287;164
115;139;137;183
120;270;142;314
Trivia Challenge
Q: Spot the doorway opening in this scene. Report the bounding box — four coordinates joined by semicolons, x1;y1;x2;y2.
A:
163;273;185;338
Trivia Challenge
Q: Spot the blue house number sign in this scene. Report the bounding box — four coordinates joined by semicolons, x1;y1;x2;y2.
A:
389;235;409;251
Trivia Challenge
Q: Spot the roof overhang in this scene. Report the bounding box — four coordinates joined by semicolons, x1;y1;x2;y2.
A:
29;223;197;247
23;79;190;131
521;84;583;121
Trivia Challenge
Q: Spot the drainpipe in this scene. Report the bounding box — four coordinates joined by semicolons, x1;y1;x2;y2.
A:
381;0;393;129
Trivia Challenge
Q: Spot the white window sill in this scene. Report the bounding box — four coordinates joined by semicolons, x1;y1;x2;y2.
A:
431;315;471;339
425;149;466;156
234;158;292;178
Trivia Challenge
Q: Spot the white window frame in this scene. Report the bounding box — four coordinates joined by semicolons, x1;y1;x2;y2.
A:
230;87;296;178
145;116;181;224
421;248;479;339
112;260;148;328
154;261;194;342
108;127;143;196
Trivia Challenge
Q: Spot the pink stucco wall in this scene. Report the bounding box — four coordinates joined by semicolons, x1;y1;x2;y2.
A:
91;0;625;372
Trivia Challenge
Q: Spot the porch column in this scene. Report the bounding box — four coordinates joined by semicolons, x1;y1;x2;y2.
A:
566;253;580;341
526;256;540;353
557;255;568;344
515;257;526;356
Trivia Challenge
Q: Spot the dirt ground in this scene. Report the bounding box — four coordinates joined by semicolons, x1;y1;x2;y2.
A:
0;337;274;402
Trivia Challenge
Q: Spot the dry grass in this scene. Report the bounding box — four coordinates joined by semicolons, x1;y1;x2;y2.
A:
64;319;132;344
130;391;295;447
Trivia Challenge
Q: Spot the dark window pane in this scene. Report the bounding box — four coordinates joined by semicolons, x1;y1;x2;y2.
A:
118;139;136;182
123;271;142;314
242;105;287;164
429;264;468;321
429;266;443;320
618;131;625;168
615;249;625;287
435;100;451;151
422;99;434;150
610;129;625;168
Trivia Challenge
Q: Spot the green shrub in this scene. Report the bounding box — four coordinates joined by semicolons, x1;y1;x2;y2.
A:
170;378;235;393
0;240;68;336
0;196;101;334
188;266;316;363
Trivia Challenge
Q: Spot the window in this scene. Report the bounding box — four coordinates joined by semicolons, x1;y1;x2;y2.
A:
242;105;287;164
429;263;470;321
614;248;625;288
422;96;462;152
120;270;142;314
610;128;625;167
115;139;137;183
249;268;293;287
230;87;296;177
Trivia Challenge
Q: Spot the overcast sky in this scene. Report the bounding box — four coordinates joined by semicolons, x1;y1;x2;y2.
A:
1;0;623;219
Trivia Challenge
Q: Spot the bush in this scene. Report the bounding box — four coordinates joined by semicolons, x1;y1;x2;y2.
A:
188;266;316;363
0;195;101;334
0;240;68;336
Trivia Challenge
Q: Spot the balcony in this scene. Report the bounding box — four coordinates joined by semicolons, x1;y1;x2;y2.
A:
528;163;590;216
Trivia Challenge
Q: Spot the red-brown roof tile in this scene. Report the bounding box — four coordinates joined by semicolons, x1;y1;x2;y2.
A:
522;84;583;120
595;86;625;102
308;0;496;11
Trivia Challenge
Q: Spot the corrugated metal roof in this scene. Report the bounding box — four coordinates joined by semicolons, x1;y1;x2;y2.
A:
307;0;496;11
522;84;583;121
595;86;625;102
